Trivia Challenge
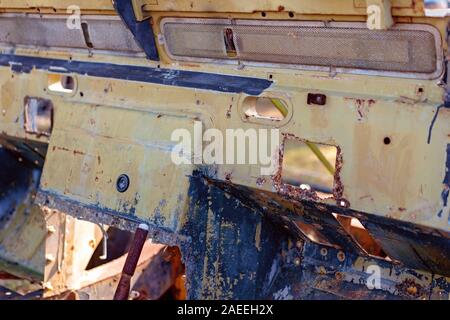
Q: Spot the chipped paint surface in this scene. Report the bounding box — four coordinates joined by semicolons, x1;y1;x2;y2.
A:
437;144;450;221
0;149;45;281
0;0;448;299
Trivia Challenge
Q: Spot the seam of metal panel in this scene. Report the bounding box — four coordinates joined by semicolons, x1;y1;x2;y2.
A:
35;190;190;245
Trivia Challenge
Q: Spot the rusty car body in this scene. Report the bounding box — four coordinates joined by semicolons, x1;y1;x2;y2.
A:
0;0;449;300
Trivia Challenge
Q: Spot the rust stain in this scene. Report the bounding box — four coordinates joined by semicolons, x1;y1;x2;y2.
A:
73;150;85;156
55;146;71;152
256;177;266;186
226;104;232;118
272;133;322;202
53;146;86;156
333;146;345;202
345;98;375;121
396;278;426;298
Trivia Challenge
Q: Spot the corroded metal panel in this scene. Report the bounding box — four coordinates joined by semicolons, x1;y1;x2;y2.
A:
0;0;448;299
38;103;196;234
0;149;45;281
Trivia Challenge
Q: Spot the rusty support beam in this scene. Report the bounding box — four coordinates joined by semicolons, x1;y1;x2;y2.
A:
113;224;149;300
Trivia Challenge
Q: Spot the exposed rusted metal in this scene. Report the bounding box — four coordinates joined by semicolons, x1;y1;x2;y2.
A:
0;0;449;301
113;224;149;300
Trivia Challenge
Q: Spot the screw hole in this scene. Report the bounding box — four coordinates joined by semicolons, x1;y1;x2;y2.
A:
289;12;294;18
261;12;266;17
384;137;391;145
80;92;84;97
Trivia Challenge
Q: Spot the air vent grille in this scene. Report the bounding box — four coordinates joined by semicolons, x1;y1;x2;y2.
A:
162;18;442;79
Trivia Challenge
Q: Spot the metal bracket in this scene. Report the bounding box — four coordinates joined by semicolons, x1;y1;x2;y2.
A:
113;0;160;60
95;223;108;260
131;0;147;21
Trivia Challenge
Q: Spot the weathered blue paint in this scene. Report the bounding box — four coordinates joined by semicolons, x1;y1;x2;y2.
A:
113;0;159;60
180;175;450;299
180;173;286;299
200;178;450;278
438;144;450;218
206;179;366;255
0;54;272;95
427;104;446;144
269;241;445;300
33;169;450;299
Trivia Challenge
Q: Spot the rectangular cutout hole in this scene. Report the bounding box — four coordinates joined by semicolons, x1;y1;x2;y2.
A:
48;74;75;94
282;139;337;195
223;28;237;58
24;97;53;136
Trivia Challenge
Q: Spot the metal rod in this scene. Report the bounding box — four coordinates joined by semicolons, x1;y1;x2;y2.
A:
113;223;149;300
304;141;336;176
270;98;335;176
95;223;108;260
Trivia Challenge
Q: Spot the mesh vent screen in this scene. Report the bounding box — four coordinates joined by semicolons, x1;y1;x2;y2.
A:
162;19;439;76
234;25;436;73
0;14;142;53
164;22;229;59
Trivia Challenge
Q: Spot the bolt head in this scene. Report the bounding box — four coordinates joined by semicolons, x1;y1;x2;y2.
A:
116;174;130;193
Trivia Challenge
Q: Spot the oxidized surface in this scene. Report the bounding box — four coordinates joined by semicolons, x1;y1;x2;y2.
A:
0;0;449;299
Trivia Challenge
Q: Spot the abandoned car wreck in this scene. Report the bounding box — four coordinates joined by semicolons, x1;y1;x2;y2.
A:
0;0;449;302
